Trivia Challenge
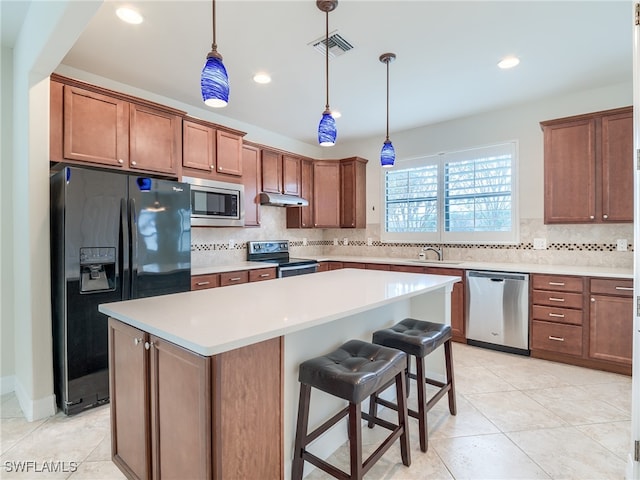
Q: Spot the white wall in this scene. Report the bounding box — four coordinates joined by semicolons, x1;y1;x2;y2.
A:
328;81;633;226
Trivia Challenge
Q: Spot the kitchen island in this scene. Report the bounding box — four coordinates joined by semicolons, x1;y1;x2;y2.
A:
99;268;460;479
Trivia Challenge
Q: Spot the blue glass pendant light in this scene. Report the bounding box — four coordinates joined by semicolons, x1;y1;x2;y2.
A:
380;53;396;167
317;0;338;146
201;0;229;108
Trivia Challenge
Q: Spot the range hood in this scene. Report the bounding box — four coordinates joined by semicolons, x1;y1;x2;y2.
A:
259;192;309;207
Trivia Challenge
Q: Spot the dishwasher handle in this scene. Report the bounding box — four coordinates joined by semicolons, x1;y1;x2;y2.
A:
467;270;528;282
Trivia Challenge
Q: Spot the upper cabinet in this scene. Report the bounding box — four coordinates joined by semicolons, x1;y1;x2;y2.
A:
313;161;341;228
541;106;633;224
50;75;184;177
242;143;262;227
340;157;367;228
286;158;314;228
261;149;302;196
182;116;245;182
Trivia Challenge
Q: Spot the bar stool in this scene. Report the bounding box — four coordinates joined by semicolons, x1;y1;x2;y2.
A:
291;339;411;480
368;318;456;452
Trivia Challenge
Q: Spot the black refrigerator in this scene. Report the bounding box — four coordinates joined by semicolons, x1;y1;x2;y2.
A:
50;166;191;415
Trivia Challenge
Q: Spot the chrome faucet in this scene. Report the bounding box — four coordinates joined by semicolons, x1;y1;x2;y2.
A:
421;246;443;261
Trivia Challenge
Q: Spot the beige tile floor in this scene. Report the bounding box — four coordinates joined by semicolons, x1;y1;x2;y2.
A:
0;343;632;479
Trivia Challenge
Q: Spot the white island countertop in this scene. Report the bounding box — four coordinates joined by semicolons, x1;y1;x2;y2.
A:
99;269;460;356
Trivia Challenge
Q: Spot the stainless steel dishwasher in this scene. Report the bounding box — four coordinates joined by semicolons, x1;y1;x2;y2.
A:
466;270;530;355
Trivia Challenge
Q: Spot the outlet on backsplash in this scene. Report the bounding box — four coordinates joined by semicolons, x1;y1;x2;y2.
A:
533;238;547;250
616;239;628;251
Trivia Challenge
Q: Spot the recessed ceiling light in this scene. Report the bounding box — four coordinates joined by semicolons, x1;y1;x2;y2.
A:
253;73;271;84
498;56;520;69
331;110;341;119
116;7;143;25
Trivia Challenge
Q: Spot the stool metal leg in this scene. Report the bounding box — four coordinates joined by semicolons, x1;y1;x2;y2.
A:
292;384;311;480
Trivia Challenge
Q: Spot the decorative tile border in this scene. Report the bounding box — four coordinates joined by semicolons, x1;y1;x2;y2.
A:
192;241;633;252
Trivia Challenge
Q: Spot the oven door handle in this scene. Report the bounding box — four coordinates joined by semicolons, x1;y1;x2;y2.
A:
278;263;319;277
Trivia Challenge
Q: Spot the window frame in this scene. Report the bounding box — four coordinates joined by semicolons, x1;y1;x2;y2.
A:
380;141;519;245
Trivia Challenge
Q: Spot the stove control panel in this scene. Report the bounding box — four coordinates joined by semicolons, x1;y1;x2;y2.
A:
247;240;290;255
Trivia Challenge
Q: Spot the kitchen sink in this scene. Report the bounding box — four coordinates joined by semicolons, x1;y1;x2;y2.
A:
406;259;463;265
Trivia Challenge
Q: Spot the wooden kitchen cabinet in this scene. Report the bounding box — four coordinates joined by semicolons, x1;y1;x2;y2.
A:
242;143;262;226
109;319;211;480
531;274;585;358
541;106;633;224
50;74;184;177
249;267;277;282
313;161;341;228
182;116;245;181
191;273;220;291
588;278;633;367
425;267;466;343
261;148;301;195
340;157;368;228
109;319;282;480
286;158;314;228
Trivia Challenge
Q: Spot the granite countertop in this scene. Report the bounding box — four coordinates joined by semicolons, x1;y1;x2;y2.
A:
99;269;460;356
192;255;633;279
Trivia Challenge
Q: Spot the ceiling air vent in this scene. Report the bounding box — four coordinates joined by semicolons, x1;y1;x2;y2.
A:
310;31;354;59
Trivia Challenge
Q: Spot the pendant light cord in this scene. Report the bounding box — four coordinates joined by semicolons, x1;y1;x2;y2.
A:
385;58;390;142
325;10;330;111
211;0;217;52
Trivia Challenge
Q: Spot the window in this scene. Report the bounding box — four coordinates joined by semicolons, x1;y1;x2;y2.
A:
382;142;518;244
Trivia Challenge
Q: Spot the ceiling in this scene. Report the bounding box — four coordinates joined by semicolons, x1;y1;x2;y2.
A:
3;1;633;148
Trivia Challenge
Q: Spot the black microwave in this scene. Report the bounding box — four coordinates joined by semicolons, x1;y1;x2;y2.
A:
183;177;244;227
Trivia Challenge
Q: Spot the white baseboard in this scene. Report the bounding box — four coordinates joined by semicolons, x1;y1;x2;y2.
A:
0;375;15;395
13;378;56;421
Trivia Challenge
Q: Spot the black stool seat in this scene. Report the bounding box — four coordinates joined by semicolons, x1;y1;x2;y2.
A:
372;318;451;358
299;339;407;403
369;318;456;453
292;339;411;480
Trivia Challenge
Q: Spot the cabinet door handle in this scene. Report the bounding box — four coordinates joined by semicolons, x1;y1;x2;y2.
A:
591;297;595;302
118;159;124;164
131;161;137;166
615;286;633;291
548;282;565;286
548;297;565;302
603;214;608;219
196;281;210;286
230;277;241;281
144;341;154;350
259;273;270;278
589;215;595;219
548;336;565;342
548;313;565;318
210;165;214;170
134;337;143;346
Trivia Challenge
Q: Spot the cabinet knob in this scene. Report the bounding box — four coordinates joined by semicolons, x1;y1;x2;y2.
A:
603;214;608;219
131;161;137;166
144;341;154;350
134;337;143;346
591;297;595;302
589;215;594;219
118;159;124;164
218;167;223;171
210;165;214;170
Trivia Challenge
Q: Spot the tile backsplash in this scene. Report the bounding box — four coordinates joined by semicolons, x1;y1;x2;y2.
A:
191;208;633;269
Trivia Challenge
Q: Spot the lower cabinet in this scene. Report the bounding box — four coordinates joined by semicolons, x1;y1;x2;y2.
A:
108;319;283;480
425;267;466;343
588;278;633;366
191;267;276;291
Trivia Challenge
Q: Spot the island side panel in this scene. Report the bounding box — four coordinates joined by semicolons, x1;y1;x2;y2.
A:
214;336;284;480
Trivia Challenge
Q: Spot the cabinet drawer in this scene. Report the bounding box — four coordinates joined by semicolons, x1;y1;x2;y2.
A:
191;274;220;290
249;268;277;282
532;305;583;325
532;274;583;293
220;270;249;286
531;321;583;356
532;290;583;309
589;278;633;296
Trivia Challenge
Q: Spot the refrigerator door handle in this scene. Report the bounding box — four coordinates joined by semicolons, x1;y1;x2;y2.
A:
120;198;131;300
129;199;138;299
